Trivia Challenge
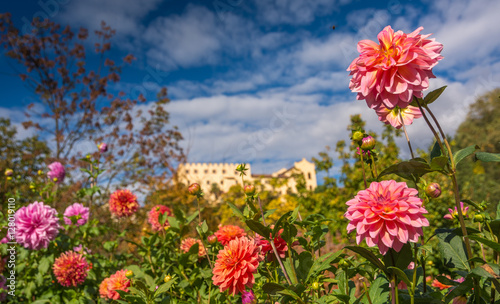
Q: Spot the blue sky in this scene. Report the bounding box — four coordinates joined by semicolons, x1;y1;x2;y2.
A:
1;0;500;177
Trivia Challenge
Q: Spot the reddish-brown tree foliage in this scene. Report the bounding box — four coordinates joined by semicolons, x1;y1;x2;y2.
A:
0;13;184;195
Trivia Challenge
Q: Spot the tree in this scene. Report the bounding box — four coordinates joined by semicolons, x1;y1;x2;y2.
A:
454;88;500;208
0;14;184;199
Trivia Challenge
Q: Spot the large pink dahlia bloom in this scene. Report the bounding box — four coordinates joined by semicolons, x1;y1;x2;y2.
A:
212;237;263;295
348;25;443;110
15;201;61;250
53;251;90;287
344;180;429;254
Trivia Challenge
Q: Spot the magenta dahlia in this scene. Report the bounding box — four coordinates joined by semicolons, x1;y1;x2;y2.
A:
15;201;61;250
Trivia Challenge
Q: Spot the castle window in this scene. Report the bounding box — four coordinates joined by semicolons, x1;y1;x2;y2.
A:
204;169;208;173
207;181;210;185
308;172;311;179
309;185;312;190
185;170;189;174
235;181;238;184
213;169;216;174
220;180;224;185
222;170;226;174
194;170;198;173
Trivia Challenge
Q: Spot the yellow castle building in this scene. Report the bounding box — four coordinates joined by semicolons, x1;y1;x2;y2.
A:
177;158;317;195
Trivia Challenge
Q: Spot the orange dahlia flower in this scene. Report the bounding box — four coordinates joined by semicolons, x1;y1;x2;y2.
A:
345;180;429;254
180;237;206;257
214;224;246;246
53;251;90;287
109;189;139;217
348;25;443;110
212;237;263;295
99;269;131;300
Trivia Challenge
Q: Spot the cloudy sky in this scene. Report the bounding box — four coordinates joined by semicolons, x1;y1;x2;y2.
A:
1;0;500;177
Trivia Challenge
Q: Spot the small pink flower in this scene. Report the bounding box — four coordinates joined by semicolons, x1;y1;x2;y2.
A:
15;201;61;250
356;147;371;158
344;180;429;254
148;205;173;231
375;105;422;129
63;203;90;226
98;142;108;153
444;202;468;220
348;26;443;110
242;290;257;304
47;162;65;183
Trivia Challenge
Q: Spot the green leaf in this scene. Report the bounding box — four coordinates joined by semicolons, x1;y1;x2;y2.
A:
468;235;500;253
430;141;443;160
186;210;199;224
278;288;301;300
424;86;447;105
272;211;293;237
387;267;412;292
430;155;448;171
154;280;175;297
453;145;479;166
226;202;245;220
378;158;434;180
262;282;285;294
496;202;500;220
368;275;391;304
444;276;473;303
475;151;500;162
435;229;470;271
167;216;180;230
125;265;145;278
307;251;343;282
345;246;386;272
383;244;412;270
38;256;51;275
245;219;271;238
296;251;314;282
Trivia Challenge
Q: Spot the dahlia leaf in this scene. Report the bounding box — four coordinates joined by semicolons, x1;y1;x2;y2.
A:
430;156;448;171
423;86;447;105
382;244;412;271
273;211;293;238
154;280;176;297
345;246;386;272
262;282;286;294
453;145;480;165
378;159;433;180
474;151;500;163
38;256;51;275
296;251;314;282
444;276;473;303
435;229;470;271
226;202;245;220
468;235;500;254
245;219;271;239
368;275;391;304
277;288;301;300
387;266;413;292
430;140;443;160
307;251;343;282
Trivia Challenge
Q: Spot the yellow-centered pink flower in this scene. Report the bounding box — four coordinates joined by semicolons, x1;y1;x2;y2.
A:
344;180;429;254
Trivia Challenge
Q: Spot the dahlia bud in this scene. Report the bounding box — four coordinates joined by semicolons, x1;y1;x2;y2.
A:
425;183;441;198
244;184;256;196
98;142;108;153
125;270;134;278
37;170;43;175
474;214;485;223
360;136;376;150
4;169;13;176
164;275;172;283
207;235;217;245
312;282;320;290
188;183;202;197
352;131;364;142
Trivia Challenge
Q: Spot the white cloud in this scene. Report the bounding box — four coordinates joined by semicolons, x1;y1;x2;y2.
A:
253;0;343;25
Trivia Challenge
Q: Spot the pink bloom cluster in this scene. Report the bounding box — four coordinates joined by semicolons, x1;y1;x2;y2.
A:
148;205;173;231
348;26;443;128
47;162;65;183
53;251;91;287
15;201;61;250
344;180;429;254
444;202;469;220
63;203;90;226
242;290;256;304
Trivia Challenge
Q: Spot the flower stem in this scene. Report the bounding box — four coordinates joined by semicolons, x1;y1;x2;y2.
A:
257;197;293;286
399;109;415;159
359;150;368;188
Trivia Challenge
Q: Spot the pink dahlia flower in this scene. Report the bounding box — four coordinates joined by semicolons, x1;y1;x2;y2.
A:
348;25;443;110
47;162;65;183
180;237;206;257
109;189;139;217
148;205;173;231
15;201;61;250
242;290;256;304
99;269;131;300
444;202;469;220
53;251;90;287
63;203;90;226
374;105;422;129
212;237;263;295
98;142;108;153
214;224;247;246
344;180;429;254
